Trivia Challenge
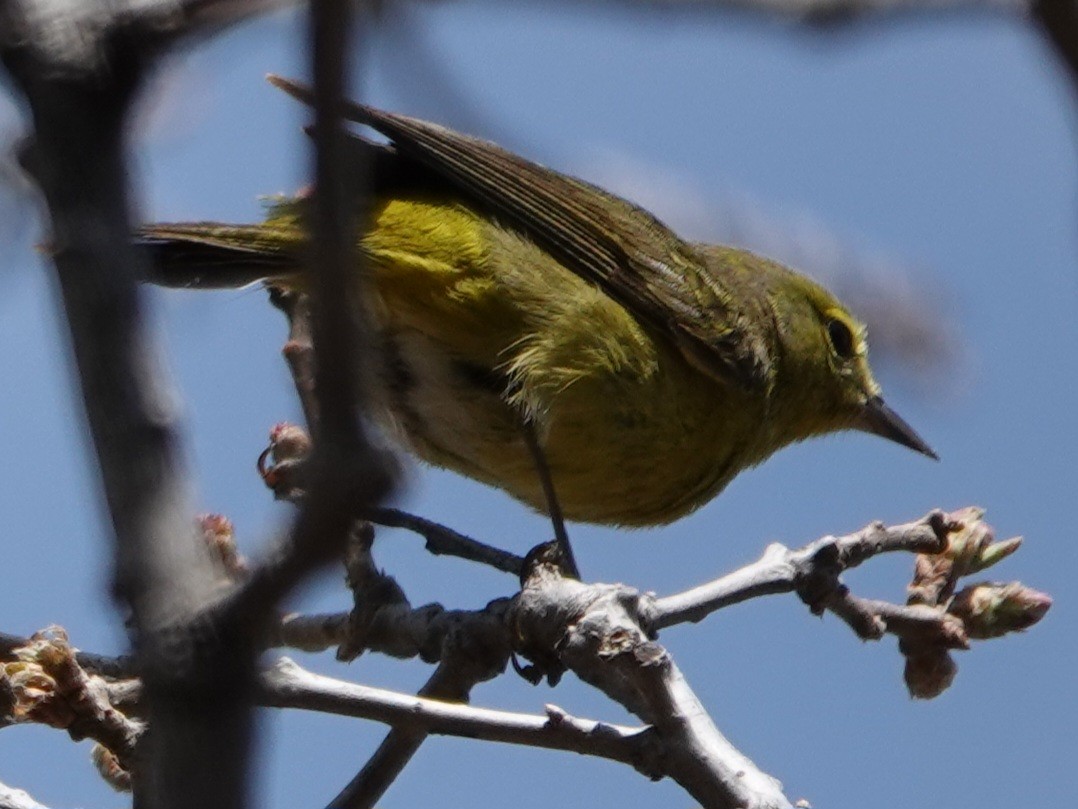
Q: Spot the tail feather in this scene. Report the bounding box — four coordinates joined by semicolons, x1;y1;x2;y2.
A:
139;223;301;290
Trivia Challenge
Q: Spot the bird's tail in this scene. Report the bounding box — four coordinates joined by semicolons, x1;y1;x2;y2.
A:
139;222;302;290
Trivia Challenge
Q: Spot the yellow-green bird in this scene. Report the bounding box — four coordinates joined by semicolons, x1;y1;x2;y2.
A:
142;82;935;527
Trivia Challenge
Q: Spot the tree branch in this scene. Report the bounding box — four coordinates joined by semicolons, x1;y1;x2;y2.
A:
0;3;256;807
0;2;393;807
255;413;523;574
326;656;496;809
632;0;1077;96
512;544;792;809
360;507;525;575
649;511;947;629
0;507;1047;806
0;781;47;809
258;657;665;776
1033;0;1078;94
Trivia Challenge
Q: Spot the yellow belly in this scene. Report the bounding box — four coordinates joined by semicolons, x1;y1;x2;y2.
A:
362;198;766;526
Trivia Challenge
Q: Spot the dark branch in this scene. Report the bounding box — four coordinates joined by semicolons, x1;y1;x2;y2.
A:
361;507;525;574
1033;0;1078;95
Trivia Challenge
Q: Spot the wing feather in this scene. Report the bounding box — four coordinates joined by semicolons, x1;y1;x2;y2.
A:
269;75;770;392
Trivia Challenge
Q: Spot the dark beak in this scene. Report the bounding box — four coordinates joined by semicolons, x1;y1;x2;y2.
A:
858;396;938;460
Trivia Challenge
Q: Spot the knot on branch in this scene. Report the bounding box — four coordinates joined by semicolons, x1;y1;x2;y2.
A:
512;546;661;707
793;541;844;615
333;525;511;682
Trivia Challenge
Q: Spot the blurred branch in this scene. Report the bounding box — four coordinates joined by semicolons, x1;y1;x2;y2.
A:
0;0;390;807
633;0;1027;16
0;2;241;807
250;0;401;597
627;0;1078;93
1033;0;1078;94
256;412;524;573
241;0;397;608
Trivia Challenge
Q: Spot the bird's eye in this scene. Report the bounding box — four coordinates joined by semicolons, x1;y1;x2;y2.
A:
827;319;855;359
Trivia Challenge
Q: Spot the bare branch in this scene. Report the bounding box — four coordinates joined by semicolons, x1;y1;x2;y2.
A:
513;545;792;809
327;655;498;809
270;612;351;654
258;658;665;775
73;659;664;776
324;527;513;806
649;511;947;628
0;504;1047;808
1;632;136;680
0;781;47;809
359;507;525;574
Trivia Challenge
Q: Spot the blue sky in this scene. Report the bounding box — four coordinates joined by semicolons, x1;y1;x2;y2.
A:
1;5;1075;808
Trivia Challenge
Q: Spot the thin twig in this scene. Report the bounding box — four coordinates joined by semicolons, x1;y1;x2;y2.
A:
259;658;663;774
328;660;482;809
328;529;509;807
649;511;946;629
361;507;524;574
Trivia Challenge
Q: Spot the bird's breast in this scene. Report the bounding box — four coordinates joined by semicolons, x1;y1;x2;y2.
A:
370;326;765;526
361;197;770;526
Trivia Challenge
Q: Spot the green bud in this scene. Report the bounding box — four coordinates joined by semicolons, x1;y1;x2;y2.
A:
950;582;1053;640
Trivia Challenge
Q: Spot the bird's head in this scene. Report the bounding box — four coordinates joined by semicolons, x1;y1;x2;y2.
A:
736;253;938;460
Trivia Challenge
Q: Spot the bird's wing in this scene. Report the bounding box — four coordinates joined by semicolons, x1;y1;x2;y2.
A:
269;76;771;392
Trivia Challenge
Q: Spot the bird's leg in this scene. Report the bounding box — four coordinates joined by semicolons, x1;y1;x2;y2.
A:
521;419;580;580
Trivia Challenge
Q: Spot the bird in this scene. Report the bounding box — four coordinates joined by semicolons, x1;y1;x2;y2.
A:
141;77;936;528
